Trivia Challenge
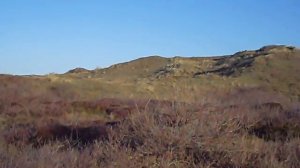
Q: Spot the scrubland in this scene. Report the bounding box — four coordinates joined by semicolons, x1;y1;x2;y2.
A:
1;45;300;167
1;84;300;168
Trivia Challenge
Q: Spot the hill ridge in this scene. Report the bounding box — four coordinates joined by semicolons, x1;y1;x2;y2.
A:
64;45;297;79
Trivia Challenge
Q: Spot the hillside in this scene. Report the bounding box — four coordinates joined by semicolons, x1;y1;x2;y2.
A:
1;45;300;167
0;45;299;102
58;45;300;100
65;45;297;77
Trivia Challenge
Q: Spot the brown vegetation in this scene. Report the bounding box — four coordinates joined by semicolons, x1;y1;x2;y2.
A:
1;45;300;167
1;88;300;167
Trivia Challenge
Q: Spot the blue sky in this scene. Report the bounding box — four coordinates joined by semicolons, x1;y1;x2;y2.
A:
0;0;300;75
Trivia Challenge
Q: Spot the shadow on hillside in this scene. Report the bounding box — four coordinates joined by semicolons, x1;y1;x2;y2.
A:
1;87;300;167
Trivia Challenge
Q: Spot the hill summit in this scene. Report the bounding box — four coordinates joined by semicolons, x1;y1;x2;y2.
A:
1;45;299;101
65;45;299;79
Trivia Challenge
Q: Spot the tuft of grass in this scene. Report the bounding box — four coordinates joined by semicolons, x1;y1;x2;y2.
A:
1;87;300;167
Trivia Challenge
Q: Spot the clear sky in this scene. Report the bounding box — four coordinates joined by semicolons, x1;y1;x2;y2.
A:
0;0;300;75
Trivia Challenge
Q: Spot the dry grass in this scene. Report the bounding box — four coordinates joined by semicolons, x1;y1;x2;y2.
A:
0;86;300;168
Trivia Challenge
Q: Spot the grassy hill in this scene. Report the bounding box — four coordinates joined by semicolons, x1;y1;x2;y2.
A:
1;45;299;102
1;45;300;167
54;45;300;100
